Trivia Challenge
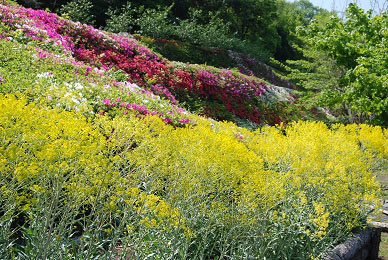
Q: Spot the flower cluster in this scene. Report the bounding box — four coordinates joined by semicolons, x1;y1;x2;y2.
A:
0;95;189;258
101;94;190;127
126;117;384;258
0;38;192;127
0;92;385;258
168;62;294;124
151;84;177;104
0;3;296;125
98;80;191;127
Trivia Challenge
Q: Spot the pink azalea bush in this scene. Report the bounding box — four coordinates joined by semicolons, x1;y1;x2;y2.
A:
0;3;297;125
0;37;192;127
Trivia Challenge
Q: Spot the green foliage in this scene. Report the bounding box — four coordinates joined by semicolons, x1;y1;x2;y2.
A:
274;0;330;60
102;0;285;59
134;5;244;51
104;2;136;33
303;4;388;125
136;36;236;68
273;45;347;122
174;8;241;49
136;5;174;39
59;0;95;25
2;0;19;6
277;0;328;32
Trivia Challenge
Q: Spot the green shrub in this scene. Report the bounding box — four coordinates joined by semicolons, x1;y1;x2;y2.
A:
1;0;19;6
59;0;95;25
174;8;239;49
135;35;237;68
136;5;175;39
104;2;136;33
135;6;244;50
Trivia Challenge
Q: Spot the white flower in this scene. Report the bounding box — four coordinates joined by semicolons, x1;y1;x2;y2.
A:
36;72;53;79
74;83;84;90
71;97;80;105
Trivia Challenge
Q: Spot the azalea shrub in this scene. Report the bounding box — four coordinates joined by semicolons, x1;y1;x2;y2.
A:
134;35;237;69
134;35;296;93
0;3;297;126
168;61;296;124
0;39;191;127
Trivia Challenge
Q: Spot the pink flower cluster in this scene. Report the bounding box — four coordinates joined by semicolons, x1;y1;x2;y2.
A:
0;4;74;51
0;3;295;125
101;97;191;127
151;84;177;104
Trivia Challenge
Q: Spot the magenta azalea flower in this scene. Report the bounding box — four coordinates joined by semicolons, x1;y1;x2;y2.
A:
102;99;111;106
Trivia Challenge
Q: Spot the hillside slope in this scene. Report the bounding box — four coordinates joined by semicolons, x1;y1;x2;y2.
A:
134;35;296;90
0;2;298;126
0;2;386;259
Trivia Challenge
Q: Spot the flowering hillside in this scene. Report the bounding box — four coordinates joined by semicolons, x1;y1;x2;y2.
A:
133;35;296;90
0;2;298;126
0;2;387;259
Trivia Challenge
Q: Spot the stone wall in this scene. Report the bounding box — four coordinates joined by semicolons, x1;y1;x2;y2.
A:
324;228;381;260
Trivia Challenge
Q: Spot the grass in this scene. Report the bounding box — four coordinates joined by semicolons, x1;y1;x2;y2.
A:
376;170;388;201
380;233;388;259
374;164;388;259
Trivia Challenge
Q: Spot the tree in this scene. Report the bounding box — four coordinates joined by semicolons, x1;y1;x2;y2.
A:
286;3;387;125
310;4;387;125
274;0;329;60
59;0;95;25
104;2;136;33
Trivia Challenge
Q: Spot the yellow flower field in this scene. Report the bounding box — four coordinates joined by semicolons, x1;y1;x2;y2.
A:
1;94;386;258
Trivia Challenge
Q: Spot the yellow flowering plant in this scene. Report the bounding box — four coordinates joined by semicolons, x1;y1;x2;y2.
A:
0;5;386;257
0;73;386;258
0;94;188;259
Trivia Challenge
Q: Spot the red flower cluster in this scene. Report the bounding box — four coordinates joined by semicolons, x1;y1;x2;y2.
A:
0;4;295;125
